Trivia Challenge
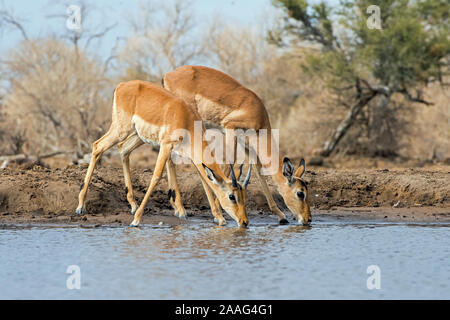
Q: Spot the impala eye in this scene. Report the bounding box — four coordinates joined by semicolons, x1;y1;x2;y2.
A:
229;194;236;202
297;191;305;200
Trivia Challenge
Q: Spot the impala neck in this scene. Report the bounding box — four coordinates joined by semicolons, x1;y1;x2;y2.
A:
260;155;286;188
272;160;288;188
188;122;228;183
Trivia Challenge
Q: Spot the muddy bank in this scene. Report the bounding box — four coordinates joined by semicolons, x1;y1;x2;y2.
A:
0;164;449;225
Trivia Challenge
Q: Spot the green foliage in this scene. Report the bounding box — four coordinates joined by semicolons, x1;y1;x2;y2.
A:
270;0;338;50
272;0;450;93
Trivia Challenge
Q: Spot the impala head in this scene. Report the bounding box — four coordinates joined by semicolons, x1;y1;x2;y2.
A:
202;163;251;228
279;158;311;225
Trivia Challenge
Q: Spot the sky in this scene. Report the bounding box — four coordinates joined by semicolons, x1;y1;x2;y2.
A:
0;0;340;63
0;0;278;58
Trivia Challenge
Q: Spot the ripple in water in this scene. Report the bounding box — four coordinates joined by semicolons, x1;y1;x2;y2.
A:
0;218;448;299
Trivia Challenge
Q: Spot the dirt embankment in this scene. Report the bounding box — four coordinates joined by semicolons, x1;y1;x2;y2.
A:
0;164;449;225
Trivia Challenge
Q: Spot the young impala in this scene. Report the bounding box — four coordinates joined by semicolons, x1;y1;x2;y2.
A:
162;66;312;226
76;80;250;227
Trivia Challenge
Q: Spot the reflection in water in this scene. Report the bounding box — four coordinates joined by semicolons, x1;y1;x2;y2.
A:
122;223;290;261
282;225;312;234
0;220;448;299
123;222;312;263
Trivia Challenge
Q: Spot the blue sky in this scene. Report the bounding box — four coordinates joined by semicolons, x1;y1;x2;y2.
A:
0;0;340;59
0;0;275;57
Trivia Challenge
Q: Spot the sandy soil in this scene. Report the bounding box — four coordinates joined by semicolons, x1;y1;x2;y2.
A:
0;164;449;226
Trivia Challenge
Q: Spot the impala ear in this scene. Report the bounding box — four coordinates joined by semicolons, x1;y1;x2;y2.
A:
243;164;251;189
294;158;306;180
236;163;251;188
282;157;295;182
229;164;238;188
237;164;244;181
202;163;223;186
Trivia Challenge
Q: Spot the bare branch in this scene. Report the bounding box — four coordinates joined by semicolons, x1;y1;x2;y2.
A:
118;0;202;79
359;78;391;96
103;36;124;73
0;8;28;40
83;22;117;51
399;88;434;106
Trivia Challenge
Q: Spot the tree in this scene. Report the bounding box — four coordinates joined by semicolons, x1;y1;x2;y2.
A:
0;2;116;164
270;0;449;156
206;21;276;87
1;39;111;158
117;0;208;81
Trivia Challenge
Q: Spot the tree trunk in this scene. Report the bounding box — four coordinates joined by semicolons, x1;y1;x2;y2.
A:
320;92;378;157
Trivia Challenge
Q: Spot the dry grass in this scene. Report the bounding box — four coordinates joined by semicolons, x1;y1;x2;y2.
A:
0;38;112;158
399;83;450;161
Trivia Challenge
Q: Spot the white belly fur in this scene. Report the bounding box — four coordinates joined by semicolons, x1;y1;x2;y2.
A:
132;115;165;147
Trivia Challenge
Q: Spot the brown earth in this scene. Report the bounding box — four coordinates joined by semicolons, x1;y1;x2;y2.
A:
0;163;449;226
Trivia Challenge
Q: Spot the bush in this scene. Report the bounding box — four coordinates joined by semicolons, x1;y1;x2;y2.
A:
0;38;113;157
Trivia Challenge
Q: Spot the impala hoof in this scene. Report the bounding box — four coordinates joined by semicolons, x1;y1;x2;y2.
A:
214;218;227;226
177;207;187;219
129;220;140;227
75;207;85;215
279;218;289;225
131;208;137;215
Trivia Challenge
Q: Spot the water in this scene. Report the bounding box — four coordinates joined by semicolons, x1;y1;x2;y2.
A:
0;217;449;299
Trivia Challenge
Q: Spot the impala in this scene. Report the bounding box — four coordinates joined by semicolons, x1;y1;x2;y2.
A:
75;80;250;227
162;66;311;225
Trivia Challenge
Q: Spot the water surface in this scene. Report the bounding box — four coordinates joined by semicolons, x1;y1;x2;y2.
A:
0;217;448;299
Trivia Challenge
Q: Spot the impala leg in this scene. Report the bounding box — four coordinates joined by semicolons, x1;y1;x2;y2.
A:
166;157;186;219
254;160;289;224
76;128;122;215
118;133;144;215
130;142;173;227
198;174;227;226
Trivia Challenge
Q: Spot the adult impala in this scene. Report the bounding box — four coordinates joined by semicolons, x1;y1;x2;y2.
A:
163;66;311;225
76;80;250;227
